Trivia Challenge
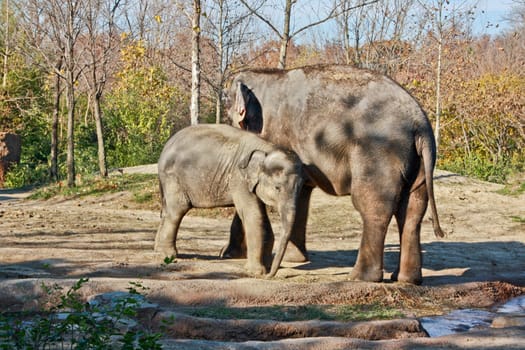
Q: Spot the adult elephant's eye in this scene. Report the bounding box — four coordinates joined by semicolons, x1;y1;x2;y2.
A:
274;186;281;192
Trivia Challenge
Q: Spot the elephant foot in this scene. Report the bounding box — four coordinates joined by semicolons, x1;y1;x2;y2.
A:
245;261;267;276
391;268;422;285
154;244;178;259
349;265;383;283
284;243;309;263
219;243;247;259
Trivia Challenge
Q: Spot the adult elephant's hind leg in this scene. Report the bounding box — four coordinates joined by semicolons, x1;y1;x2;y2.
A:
221;185;311;263
392;182;428;285
220;213;247;259
349;183;396;283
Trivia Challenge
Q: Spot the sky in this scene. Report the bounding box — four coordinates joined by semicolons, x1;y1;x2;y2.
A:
275;0;517;45
471;0;515;35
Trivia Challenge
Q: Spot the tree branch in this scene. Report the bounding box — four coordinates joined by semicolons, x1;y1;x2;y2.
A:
238;0;282;39
292;0;380;38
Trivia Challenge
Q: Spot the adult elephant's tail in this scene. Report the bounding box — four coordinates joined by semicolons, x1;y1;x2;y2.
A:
416;128;445;238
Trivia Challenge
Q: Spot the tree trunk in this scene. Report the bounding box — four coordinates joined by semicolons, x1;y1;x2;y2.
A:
94;92;107;177
190;0;201;125
50;63;61;181
215;89;223;124
277;0;293;69
2;0;9;90
66;72;75;187
215;0;224;124
434;37;442;158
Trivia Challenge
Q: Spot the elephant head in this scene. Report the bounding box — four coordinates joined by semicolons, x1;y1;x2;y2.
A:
239;148;304;277
232;81;263;133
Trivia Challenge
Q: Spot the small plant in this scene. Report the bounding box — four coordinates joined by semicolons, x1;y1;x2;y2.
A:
498;181;525;196
162;256;176;266
0;278;162;349
511;216;525;224
132;191;153;203
332;303;404;321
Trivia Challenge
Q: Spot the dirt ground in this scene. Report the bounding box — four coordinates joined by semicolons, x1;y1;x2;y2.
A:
0;167;524;348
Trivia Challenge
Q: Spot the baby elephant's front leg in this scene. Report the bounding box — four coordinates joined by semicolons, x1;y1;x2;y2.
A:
236;197;271;276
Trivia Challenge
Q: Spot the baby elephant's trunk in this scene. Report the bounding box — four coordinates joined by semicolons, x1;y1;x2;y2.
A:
267;200;297;278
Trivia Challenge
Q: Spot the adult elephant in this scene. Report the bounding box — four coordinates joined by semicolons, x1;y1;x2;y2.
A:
221;64;444;285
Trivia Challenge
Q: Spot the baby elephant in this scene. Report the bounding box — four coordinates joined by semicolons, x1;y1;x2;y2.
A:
154;124;305;277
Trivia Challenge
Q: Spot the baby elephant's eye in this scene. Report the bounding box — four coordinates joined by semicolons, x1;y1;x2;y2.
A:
274;186;281;192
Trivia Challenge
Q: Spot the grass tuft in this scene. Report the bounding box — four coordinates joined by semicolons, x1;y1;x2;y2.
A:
181;303;404;322
29;174;159;204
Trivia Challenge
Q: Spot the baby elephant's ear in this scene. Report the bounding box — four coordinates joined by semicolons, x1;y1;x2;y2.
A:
239;150;266;192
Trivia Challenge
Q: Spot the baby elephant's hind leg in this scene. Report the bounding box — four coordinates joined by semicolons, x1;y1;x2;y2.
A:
154;183;190;257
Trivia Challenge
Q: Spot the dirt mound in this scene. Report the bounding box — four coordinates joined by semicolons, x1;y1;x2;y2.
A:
0;169;524;348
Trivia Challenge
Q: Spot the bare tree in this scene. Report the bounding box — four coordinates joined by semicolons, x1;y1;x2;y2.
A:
190;0;201;125
50;58;63;181
336;0;415;72
416;0;475;156
80;0;122;177
506;0;525;31
336;0;368;65
166;0;202;125
239;0;378;69
57;0;86;186
203;0;256;123
19;0;86;186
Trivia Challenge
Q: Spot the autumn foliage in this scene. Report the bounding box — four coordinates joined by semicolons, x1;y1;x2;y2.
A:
1;0;524;186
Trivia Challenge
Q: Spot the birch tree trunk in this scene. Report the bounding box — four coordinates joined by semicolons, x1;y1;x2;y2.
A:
277;0;293;69
93;92;107;177
190;0;201;125
435;38;442;156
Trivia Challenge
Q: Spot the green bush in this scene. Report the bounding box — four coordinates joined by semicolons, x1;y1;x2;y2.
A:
0;278;162;349
440;154;513;183
3;106;52;188
3;163;49;188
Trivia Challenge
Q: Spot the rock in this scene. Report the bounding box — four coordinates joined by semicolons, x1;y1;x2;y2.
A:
87;291;158;311
492;316;525;328
0;132;21;187
153;311;428;342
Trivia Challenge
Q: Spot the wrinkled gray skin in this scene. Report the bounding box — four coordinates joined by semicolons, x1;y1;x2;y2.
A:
222;65;444;285
154;124;304;277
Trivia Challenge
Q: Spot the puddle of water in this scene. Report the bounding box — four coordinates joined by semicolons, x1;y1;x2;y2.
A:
420;295;525;337
420;309;494;337
495;295;525;314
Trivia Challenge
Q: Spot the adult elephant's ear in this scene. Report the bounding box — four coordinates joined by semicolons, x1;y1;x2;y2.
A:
238;150;266;192
236;82;263;134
